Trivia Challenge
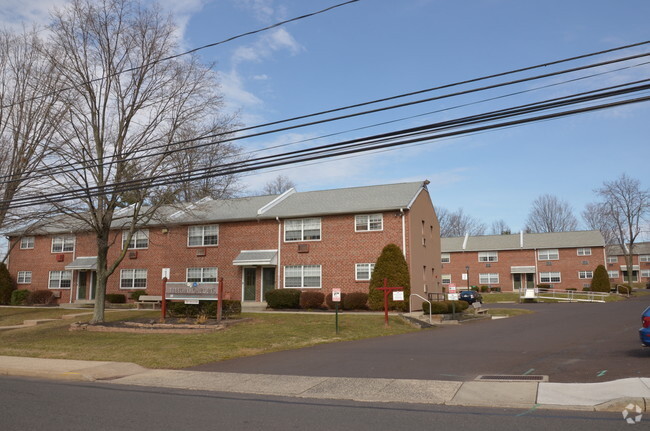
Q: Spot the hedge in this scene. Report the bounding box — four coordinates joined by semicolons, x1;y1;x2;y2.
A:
11;289;30;306
265;289;301;309
26;290;55;305
130;290;147;301
343;292;368;310
300;291;325;309
166;300;241;318
326;292;346;309
105;294;126;304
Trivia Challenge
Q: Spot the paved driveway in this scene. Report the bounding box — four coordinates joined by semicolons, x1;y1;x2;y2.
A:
187;295;650;383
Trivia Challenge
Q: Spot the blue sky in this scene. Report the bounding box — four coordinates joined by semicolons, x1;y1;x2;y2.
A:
3;0;650;234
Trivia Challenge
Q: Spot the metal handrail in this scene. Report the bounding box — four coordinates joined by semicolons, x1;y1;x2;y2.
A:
410;293;432;324
520;287;609;303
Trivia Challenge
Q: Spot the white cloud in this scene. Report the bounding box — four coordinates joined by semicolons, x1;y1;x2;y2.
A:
0;0;66;30
232;28;303;66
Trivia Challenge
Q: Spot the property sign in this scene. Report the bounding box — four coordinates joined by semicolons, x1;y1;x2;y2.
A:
165;282;218;301
392;290;404;301
332;288;342;302
448;283;459;301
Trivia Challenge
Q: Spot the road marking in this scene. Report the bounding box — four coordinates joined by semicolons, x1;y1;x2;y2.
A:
597;370;607;377
523;368;535;375
516;404;541;417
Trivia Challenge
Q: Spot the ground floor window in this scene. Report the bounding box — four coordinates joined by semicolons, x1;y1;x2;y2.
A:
17;271;32;284
479;273;499;284
49;270;72;289
441;274;451;284
355;263;375;281
578;271;593;279
608;270;619;279
186;267;218;283
120;269;147;289
540;272;561;283
284;265;321;288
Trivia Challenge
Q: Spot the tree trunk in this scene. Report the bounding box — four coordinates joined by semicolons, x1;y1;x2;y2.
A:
90;231;110;324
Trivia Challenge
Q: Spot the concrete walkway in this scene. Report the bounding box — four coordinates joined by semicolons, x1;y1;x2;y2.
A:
1;355;648;412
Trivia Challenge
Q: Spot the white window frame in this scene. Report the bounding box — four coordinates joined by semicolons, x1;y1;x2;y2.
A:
640;255;650;263
540;272;561;283
441;253;450;263
120;269;148;289
284;218;321;242
355;263;375;281
51;236;75;253
641;270;650;278
478;251;498;262
606;256;618;263
187;225;219;247
441;274;452;284
608;270;619;279
17;271;32;284
538;249;559;260
578;271;593;279
355;214;383;232
284;265;322;288
48;270;72;289
186;267;218;283
20;237;34;249
479;273;499;284
577;248;592;256
122;230;149;250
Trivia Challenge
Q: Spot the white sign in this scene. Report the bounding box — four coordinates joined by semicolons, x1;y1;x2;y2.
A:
392;290;404;301
448;294;459;301
162;268;170;279
332;288;342;303
462;273;468;281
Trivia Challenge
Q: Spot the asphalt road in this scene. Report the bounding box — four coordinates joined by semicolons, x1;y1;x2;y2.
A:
188;295;650;383
0;376;634;431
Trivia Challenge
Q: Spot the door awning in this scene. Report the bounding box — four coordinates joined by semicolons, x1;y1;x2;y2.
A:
510;266;536;274
233;250;278;266
65;257;97;270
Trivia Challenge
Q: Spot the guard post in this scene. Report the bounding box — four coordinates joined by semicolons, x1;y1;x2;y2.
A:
376;278;404;327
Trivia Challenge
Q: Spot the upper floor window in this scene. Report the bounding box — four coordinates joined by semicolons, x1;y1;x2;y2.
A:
640;255;650;263
355;214;383;232
51;236;75;253
355;263;375;281
186;267;218;283
608;270;619;279
284;265;321;288
285;218;321;242
188;225;219;247
17;271;32;284
538;249;559;260
122;230;149;250
120;269;147;289
478;251;498;262
441;253;450;263
20;237;34;249
640;270;650;278
540;272;561;283
578;271;593;279
577;248;592;256
49;270;72;289
607;256;618;263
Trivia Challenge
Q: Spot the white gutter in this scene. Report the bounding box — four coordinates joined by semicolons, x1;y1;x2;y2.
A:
520;230;524;248
462;233;469;250
276;217;282;290
400;208;406;257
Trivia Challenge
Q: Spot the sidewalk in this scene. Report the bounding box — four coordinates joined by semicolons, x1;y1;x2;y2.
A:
1;355;648;412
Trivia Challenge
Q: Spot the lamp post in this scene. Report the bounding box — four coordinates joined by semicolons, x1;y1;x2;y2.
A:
465;265;470;290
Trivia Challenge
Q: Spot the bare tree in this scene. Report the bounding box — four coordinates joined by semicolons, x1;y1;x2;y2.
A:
436;207;486;237
524;194;578;233
582;202;617;245
262;175;296;195
44;0;239;323
490;219;511;235
593;174;649;285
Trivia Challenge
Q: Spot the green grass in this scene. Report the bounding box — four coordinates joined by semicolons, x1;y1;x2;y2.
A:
0;308;419;368
481;292;520;303
486;308;534;317
0;308;92;326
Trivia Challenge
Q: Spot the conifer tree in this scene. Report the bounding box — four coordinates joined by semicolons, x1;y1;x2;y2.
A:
368;244;411;311
590;264;611;293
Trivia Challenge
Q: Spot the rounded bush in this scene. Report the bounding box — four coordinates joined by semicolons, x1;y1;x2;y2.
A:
166;300;241;318
105;293;126;304
11;289;30;305
265;289;301;309
590;265;610;293
616;284;631;295
445;300;469;312
130;290;147;301
480;286;489;293
422;301;448;314
343;292;368;310
300;291;325;309
325;292;346;309
26;289;55;305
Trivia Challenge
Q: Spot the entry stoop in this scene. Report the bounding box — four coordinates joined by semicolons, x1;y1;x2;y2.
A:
241;302;268;312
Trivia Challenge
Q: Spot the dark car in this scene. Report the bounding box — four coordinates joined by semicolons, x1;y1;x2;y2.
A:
640;306;650;347
459;290;483;304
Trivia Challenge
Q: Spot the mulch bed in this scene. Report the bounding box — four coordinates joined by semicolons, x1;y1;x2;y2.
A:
69;317;249;334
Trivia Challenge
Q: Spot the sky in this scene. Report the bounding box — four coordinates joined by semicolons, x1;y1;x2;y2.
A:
2;0;649;235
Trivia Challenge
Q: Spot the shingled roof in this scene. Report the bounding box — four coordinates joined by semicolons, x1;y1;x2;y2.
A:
441;230;605;252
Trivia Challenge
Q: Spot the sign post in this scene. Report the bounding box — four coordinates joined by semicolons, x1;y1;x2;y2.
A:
376;278;404;327
217;277;224;323
332;288;341;334
161;277;168;320
448;283;457;319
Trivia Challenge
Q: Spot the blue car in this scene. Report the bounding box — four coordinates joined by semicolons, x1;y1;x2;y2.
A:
640;306;650;347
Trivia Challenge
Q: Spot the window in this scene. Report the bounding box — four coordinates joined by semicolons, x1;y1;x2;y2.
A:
608;270;619;279
540;272;561;283
120;269;147;289
606;256;618;263
578;271;593;279
478;251;498;262
186;267;217;283
51;236;75;253
577;248;592;256
441;253;450;263
479;273;499;284
20;237;34;249
640;255;650;263
285;218;321;241
122;230;149;249
49;270;72;289
441;274;451;284
188;225;219;247
355;214;383;232
355;263;375;281
17;271;32;284
284;265;321;288
641;270;650;278
538;249;559;260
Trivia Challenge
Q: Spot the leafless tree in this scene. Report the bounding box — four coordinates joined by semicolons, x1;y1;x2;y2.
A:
44;0;240;323
524;194;578;233
436;207;486;237
582;202;617;245
490;219;511;235
262;175;296;195
593;174;649;285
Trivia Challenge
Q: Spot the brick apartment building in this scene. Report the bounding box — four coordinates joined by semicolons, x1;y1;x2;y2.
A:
606;242;650;285
440;231;607;292
7;181;441;305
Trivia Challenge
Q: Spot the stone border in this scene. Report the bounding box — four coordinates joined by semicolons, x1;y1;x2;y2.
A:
69;318;250;334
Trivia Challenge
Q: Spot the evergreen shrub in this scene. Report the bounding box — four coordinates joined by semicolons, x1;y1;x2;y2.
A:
590;265;611;293
0;263;15;305
265;289;301;309
368;244;411;311
299;291;325;309
11;289;30;305
343;292;368;310
105;294;126;303
26;290;55;305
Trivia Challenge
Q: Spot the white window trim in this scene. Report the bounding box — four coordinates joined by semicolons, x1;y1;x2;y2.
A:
441;274;452;284
608;270;619;279
17;271;32;284
284;218;322;242
441;253;450;263
641;269;650;278
51;236;75;253
538;249;559;261
283;265;322;288
478;251;498;262
122;230;149;250
479;273;499;284
540;272;561;283
20;237;34;250
187;225;219;247
120;269;148;290
578;271;593;279
354;214;384;232
355;263;375;281
606;256;618;263
186;267;218;283
48;270;72;289
640;255;650;263
577;248;592;256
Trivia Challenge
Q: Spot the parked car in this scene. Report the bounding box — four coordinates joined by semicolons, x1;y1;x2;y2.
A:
640;306;650;347
459;290;483;305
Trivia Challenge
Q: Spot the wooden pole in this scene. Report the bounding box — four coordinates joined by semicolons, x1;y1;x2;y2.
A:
217;277;224;323
161;277;167;321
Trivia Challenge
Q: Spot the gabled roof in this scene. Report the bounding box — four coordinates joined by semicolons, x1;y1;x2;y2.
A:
441;230;605;252
607;242;650;256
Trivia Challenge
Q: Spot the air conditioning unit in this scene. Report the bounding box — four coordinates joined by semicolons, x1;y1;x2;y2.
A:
128;251;138;259
51;290;61;298
196;248;206;257
56;254;64;262
297;244;309;253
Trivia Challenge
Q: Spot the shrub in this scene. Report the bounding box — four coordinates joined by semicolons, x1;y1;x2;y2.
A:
537;284;551;289
265;289;301;309
480;286;490;293
300;291;325;309
422;301;448;314
582;287;591;292
325;292;346;309
368;244;411;312
0;263;15;305
105;293;126;304
343;292;368;310
26;289;55;305
490;287;501;293
446;300;469;312
130;290;147;301
11;289;30;305
566;288;577;292
590;264;610;293
616;284;631;295
470;286;479;291
166;300;241;319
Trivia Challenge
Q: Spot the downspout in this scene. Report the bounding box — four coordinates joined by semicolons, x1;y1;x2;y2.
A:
400;208;406;257
276;217;282;290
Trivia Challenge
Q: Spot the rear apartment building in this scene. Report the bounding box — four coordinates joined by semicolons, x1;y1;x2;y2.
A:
606;242;650;285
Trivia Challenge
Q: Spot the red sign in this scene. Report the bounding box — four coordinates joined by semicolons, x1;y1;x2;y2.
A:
448;283;457;293
332;288;342;302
